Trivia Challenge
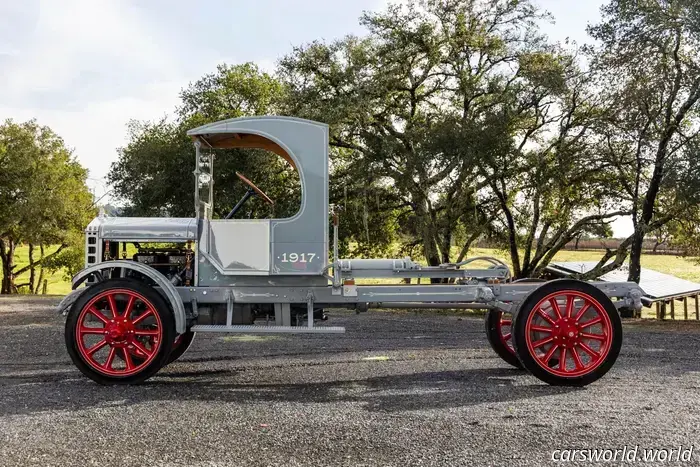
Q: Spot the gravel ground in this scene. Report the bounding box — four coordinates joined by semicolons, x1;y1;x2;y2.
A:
1;296;700;466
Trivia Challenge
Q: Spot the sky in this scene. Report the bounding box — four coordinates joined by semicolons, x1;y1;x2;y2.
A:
1;0;631;234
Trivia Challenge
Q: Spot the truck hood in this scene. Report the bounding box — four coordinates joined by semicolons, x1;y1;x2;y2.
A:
86;216;198;242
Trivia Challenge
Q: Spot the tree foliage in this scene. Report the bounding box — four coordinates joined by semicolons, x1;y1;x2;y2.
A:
0;119;93;294
278;0;630;276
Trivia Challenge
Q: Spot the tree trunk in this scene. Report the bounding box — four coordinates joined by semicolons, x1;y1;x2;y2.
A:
35;245;45;294
0;238;16;294
414;195;441;267
28;244;35;293
441;231;452;264
628;229;644;284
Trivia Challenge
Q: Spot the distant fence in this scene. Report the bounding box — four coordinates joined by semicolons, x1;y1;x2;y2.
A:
563;238;683;255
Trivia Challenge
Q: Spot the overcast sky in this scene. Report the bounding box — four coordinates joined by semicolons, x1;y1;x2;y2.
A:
2;0;631;234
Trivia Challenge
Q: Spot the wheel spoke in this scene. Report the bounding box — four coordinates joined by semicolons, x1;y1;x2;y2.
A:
536;308;556;325
565;295;574;318
573;302;591;322
79;326;106;335
579;317;602;328
530;325;553;333
500;319;512;326
542;344;559;364
132;309;155;326
559;348;567;372
532;336;554;348
502;332;512;342
122;295;136;319
107;294;118;318
122;348;134;371
131;340;154;358
577;341;600;359
87;339;108;356
571;347;585;370
104;347;117;369
580;332;606;341
134;329;159;336
88;307;109;324
549;298;563;319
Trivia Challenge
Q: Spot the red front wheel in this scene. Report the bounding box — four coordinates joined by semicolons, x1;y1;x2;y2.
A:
512;280;622;386
65;279;176;385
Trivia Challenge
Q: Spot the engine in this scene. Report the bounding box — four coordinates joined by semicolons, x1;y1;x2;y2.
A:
133;247;194;286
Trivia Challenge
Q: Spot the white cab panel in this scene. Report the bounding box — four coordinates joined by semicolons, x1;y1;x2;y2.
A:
208;220;270;273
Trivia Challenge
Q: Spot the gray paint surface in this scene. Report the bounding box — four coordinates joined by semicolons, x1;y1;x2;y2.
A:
187;117;329;277
91;217;197;242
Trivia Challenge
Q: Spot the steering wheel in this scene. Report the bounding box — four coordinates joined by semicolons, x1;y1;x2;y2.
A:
236;172;274;205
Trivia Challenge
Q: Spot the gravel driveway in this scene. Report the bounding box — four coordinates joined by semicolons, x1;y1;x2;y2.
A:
1;296;700;466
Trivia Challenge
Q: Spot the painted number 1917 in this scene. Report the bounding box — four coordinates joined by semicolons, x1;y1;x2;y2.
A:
279;253;316;263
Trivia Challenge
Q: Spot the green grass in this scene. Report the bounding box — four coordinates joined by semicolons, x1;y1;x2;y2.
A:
10;245;72;296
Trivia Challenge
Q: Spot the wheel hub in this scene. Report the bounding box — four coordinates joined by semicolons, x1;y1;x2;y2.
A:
104;318;134;346
553;318;580;347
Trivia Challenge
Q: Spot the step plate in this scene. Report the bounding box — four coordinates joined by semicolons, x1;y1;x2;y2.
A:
190;324;346;334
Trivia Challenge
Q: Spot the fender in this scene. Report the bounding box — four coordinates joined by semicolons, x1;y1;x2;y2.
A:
58;260;187;334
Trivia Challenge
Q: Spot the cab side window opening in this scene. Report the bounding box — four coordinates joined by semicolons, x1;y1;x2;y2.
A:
210;148;301;220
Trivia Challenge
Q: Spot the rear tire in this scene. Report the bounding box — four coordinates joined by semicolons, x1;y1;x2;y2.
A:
65;279;176;385
512;279;622;387
166;331;196;365
485;310;523;369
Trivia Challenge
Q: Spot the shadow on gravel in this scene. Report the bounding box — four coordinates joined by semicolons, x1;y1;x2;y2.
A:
0;366;574;416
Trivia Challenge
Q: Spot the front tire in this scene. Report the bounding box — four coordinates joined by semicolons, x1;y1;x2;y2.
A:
65;279;176;385
512;280;622;387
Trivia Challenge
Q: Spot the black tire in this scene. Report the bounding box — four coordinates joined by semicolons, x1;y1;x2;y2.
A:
485;310;523;369
166;331;196;365
65;279;176;385
512;279;622;387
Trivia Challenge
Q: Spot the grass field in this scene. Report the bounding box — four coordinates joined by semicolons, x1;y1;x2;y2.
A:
6;245;700;319
10;245;73;296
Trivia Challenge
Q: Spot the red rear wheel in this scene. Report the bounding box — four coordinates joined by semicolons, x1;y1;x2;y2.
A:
485;310;522;369
166;331;196;365
66;279;175;384
513;280;622;386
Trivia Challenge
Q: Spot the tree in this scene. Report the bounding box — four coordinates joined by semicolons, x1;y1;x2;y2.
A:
279;0;624;275
585;0;700;282
0;119;93;294
472;49;630;278
279;0;549;268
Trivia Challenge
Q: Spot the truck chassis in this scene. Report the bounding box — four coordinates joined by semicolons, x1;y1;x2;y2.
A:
58;116;645;387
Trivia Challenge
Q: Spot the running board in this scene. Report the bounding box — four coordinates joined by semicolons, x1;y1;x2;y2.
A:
190;324;346;334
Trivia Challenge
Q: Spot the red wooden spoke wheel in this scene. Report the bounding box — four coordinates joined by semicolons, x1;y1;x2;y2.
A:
513;280;622;386
66;279;176;385
485;310;523;369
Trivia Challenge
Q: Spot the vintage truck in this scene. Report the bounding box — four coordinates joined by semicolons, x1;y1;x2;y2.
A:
57;116;644;387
